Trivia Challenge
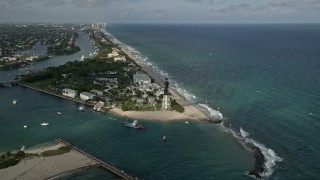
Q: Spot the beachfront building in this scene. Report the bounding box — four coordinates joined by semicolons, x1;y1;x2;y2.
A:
133;72;151;85
162;78;171;110
80;92;96;101
62;88;77;98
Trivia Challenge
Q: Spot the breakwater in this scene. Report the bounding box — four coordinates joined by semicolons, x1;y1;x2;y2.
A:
55;139;137;180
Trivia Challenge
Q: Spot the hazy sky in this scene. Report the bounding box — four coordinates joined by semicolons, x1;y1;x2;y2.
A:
0;0;319;23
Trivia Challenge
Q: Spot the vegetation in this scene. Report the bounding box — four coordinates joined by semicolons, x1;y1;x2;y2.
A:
0;151;26;169
0;158;19;169
171;99;184;113
41;146;71;157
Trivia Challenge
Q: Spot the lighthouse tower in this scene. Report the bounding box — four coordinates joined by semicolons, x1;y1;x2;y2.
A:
162;78;171;110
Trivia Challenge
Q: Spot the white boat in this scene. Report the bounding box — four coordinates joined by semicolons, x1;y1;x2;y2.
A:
80;55;85;61
23;125;27;128
41;122;49;126
21;146;25;151
78;105;86;111
163;135;166;141
57;112;62;115
13;100;17;104
185;121;190;124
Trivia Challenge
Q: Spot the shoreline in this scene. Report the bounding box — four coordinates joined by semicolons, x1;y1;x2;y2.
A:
0;140;136;180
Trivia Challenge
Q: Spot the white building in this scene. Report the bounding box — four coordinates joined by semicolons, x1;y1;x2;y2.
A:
133;72;151;85
162;95;171;110
107;51;119;58
80;92;96;101
114;56;126;62
62;88;77;98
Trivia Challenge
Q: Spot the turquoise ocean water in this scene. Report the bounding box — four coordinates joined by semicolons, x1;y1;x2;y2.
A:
1;24;320;179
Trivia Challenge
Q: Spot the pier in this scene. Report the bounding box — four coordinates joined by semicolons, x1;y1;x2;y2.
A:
55;139;137;180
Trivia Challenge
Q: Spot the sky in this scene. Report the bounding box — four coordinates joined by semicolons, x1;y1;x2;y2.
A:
0;0;319;24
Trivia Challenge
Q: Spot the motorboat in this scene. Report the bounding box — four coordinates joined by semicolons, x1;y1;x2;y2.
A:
21;146;25;151
57;112;62;115
185;121;189;124
163;135;166;141
41;122;49;126
23;125;27;128
124;120;144;129
78;105;86;111
13;100;17;104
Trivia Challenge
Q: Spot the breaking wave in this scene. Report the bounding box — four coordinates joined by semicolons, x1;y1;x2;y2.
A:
230;127;282;178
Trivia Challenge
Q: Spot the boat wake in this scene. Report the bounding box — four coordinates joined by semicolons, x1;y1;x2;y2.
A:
102;26;281;178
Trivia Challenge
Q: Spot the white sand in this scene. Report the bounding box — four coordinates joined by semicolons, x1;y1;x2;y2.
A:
110;108;192;120
0;143;97;180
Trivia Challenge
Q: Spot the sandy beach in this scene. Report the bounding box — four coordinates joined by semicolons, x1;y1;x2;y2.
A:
110;107;193;120
0;142;97;180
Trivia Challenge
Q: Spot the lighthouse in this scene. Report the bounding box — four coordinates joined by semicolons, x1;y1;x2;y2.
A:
162;78;171;110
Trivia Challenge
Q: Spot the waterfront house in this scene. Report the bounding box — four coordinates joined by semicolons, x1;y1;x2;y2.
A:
90;89;103;96
133;72;151;85
80;92;96;101
62;88;77;98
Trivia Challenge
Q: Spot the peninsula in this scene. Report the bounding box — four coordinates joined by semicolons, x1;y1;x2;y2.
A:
18;23;216;122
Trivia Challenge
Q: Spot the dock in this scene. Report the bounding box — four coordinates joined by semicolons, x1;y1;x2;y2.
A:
55;139;137;180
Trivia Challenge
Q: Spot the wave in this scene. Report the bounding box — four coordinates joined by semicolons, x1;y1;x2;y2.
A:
230;127;282;178
198;103;223;120
102;27;281;178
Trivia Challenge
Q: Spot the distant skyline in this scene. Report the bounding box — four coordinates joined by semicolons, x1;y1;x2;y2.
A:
0;0;319;24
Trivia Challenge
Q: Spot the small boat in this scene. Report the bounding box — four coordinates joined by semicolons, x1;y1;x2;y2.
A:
124;120;144;129
13;100;17;104
163;135;166;141
80;55;85;61
41;122;49;126
23;125;27;128
57;112;62;115
185;121;189;124
78;105;86;111
21;146;25;151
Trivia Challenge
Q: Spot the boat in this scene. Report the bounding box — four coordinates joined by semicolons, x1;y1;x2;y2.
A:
57;112;62;115
41;122;49;126
23;125;27;128
78;105;86;111
185;121;189;124
13;100;17;104
80;55;85;61
21;146;25;151
124;120;144;129
163;135;166;141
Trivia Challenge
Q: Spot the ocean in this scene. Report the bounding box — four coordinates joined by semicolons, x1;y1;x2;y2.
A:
0;24;319;179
